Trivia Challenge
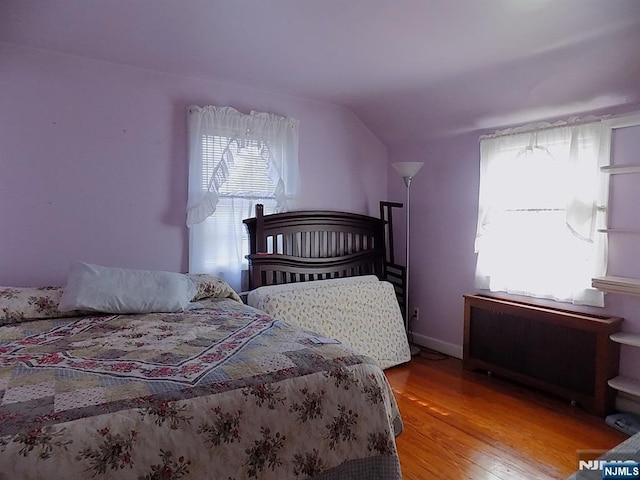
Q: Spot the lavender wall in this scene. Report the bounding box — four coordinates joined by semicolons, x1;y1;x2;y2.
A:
388;134;480;357
389;120;640;378
0;42;388;286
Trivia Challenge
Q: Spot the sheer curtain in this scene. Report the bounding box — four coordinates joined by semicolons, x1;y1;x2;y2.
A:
474;120;610;307
186;106;299;291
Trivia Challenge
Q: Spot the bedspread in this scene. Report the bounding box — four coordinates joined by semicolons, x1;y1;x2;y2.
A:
0;298;403;479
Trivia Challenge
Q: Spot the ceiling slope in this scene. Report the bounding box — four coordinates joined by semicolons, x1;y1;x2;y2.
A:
2;0;639;145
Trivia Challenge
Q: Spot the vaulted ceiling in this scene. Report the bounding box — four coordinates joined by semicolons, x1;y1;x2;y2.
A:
2;0;640;146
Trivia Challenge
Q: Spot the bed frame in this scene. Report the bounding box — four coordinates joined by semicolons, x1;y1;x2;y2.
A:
243;202;407;316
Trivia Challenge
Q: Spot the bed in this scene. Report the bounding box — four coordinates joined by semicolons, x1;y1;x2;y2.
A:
0;204;406;479
243;203;411;369
243;202;406;310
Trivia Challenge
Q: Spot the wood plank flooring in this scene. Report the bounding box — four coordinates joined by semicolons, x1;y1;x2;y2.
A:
385;352;628;479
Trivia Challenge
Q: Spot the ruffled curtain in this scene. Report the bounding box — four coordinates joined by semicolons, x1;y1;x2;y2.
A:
474;120;610;307
186;106;299;291
186;106;299;227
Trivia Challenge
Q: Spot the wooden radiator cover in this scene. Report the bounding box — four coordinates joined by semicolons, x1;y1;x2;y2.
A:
463;294;623;416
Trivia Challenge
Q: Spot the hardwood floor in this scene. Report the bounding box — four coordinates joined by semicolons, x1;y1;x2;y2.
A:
385;351;628;479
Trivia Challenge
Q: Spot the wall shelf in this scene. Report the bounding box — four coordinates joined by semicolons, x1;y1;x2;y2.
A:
608;376;640;397
592;276;640;296
598;229;640;234
600;164;640;175
610;332;640;348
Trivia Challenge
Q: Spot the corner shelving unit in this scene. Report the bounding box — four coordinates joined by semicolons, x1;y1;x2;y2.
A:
608;333;640;398
595;153;640;408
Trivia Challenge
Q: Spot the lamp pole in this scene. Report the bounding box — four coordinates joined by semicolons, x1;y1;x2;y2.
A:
403;174;412;337
392;162;423;356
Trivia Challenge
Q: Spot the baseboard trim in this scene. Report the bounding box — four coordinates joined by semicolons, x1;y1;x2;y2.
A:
411;332;463;359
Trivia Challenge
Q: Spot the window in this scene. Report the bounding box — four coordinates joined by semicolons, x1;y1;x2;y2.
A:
474;121;610;307
186;106;299;291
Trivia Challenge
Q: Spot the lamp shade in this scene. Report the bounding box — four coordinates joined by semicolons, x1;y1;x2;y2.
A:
392;162;424;179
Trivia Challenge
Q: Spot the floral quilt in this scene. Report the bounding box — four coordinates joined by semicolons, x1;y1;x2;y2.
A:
0;298;403;479
247;276;411;369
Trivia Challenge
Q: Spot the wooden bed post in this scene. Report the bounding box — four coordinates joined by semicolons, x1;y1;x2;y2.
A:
255;204;265;253
379;201;406;319
379;201;403;265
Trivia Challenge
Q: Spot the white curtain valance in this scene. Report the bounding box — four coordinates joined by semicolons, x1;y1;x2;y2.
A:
479;115;606;140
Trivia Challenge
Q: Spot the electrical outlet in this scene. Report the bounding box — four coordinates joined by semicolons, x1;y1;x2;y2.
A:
412;307;419;322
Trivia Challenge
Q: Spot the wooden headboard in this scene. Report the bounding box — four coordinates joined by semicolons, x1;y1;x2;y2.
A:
243;202;407;315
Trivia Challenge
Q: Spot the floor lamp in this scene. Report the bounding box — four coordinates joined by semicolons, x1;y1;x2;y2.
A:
392;161;424;357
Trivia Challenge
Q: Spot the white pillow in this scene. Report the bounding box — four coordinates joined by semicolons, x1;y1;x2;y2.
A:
58;263;197;314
